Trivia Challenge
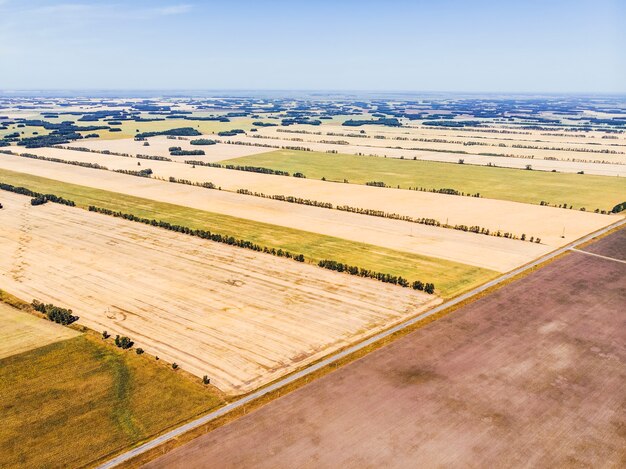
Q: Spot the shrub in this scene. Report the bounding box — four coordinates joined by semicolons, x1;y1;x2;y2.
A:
114;335;134;349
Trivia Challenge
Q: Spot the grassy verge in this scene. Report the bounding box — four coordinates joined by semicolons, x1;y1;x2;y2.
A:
221;149;625;211
0;168;497;297
0;311;224;468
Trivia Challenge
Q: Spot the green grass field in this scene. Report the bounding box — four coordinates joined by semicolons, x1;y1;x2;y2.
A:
0;168;496;297
0;326;223;468
222;149;625;211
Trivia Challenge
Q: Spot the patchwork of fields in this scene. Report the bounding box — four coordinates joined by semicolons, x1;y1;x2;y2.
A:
0;191;440;392
2;95;625;468
221;149;625;211
145;228;626;469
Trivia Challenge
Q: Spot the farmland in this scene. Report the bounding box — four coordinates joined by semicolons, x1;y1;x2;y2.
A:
0;167;496;296
0;301;79;359
1;148;616;250
222;149;625;211
1;93;625;468
144;228;626;469
0;191;441;392
0;331;223;468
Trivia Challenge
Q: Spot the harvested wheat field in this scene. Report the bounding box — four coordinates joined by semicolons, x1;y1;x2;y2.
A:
145;229;626;469
0;192;440;393
0;149;616;252
0;154;552;272
0;302;79;359
67;135;272;162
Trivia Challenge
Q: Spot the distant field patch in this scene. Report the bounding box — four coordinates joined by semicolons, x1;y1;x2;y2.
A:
0;301;79;359
222;149;626;211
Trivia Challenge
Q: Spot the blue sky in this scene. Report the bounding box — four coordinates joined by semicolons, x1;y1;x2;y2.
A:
1;0;624;92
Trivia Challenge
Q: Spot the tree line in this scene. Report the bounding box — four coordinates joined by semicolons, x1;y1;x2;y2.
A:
185;160;301;177
168;146;205;156
0;182;76;206
12;151;109;170
87;205;307;262
32;300;79;325
114;168;153;177
317;260;435;294
135;127;201;140
234;186;536;243
168;176;217;190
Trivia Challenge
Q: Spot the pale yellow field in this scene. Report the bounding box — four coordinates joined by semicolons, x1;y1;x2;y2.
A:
0;302;80;359
67;135;272;162
0;192;440;393
0;151;572;272
1;148;616;257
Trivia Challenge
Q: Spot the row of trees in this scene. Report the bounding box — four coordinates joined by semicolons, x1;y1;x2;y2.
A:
317;260;435;294
14;151;108;170
135;127;201;140
185;160;299;177
136;154;172;161
114;168;153;177
0;182;76;206
190;139;217;145
87;205;307;262
168;176;217;190
32;300;79;325
237;189;333;208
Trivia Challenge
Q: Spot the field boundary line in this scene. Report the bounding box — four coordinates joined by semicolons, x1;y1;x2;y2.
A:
569;247;626;264
97;217;626;469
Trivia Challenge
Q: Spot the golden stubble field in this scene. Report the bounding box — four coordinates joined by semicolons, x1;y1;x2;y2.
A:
0;149;616;268
0;302;79;359
0;192;440;394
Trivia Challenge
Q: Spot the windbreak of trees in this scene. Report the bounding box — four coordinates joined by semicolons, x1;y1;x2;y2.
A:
114;168;153;177
13;151;109;170
87;205;307;262
0;182;76;206
136;154;172;161
169;176;217;190
32;300;79;325
134;127;201;140
217;129;246;137
170;149;205;156
343;118;401;127
318;259;435;294
237;189;333;208
185;160;299;177
190;139;217;145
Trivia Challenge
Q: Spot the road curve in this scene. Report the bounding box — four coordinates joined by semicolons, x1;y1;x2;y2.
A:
97;216;626;469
